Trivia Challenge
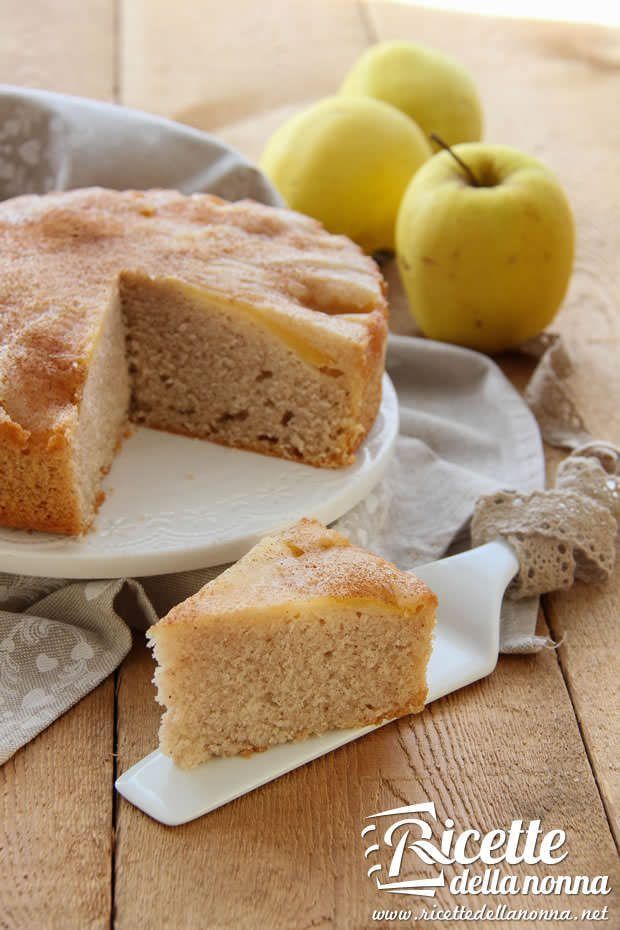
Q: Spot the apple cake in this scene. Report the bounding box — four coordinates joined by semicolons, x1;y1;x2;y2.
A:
149;518;436;769
0;188;387;535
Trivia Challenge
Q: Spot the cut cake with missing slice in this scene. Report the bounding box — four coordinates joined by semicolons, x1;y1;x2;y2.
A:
148;518;436;769
0;188;387;535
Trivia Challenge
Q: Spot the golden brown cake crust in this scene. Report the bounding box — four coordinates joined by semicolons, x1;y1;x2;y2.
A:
0;188;387;446
155;518;436;629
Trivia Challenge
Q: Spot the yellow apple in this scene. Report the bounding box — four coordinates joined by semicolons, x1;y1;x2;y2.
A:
260;96;431;253
396;143;575;353
340;40;483;147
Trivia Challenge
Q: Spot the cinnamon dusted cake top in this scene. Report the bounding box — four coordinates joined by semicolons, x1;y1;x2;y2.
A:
0;188;387;443
154;519;436;628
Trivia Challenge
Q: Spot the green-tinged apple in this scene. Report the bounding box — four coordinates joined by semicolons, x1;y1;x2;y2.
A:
341;40;483;147
261;96;431;253
396;142;574;353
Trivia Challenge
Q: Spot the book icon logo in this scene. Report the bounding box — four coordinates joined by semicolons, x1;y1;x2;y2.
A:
361;802;448;898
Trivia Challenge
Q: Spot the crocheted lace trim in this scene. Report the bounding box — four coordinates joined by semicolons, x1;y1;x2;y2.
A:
472;443;620;599
522;332;592;449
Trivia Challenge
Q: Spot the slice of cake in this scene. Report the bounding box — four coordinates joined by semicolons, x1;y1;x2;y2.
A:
0;188;387;535
148;518;436;769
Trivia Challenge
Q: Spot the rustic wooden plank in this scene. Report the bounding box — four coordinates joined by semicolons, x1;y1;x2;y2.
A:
0;4;118;928
543;436;620;853
119;0;370;129
545;576;620;851
114;624;619;929
0;0;116;99
365;0;620;850
0;681;115;930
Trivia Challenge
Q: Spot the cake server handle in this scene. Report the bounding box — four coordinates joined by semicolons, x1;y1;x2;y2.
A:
414;539;519;703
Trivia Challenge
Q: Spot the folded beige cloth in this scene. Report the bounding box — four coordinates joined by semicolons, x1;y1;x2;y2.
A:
1;86;612;765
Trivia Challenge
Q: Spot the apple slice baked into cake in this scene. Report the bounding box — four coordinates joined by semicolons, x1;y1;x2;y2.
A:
0;189;387;535
148;518;436;769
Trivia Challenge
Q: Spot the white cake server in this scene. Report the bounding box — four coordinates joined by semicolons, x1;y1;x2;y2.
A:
115;539;519;826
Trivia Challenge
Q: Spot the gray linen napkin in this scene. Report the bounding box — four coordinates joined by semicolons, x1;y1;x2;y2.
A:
0;85;276;203
0;87;545;764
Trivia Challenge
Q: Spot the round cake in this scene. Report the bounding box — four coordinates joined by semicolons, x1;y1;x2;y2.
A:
0;188;388;535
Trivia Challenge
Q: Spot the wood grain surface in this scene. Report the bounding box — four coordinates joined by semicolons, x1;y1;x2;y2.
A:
0;0;116;100
0;682;115;930
0;6;118;930
0;2;618;928
364;0;620;858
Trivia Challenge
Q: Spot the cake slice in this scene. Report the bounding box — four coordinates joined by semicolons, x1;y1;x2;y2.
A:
148;518;436;769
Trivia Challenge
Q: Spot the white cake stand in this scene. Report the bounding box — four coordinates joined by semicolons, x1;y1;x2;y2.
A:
0;375;398;579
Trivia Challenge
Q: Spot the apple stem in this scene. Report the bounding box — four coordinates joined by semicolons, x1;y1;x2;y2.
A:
430;133;480;188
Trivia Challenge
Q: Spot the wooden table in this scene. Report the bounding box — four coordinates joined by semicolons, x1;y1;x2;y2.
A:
1;3;618;928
